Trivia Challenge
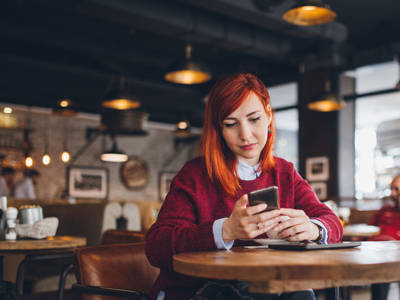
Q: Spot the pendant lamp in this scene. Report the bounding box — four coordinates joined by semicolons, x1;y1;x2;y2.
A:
282;0;336;26
164;44;211;85
42;124;51;165
175;120;191;137
308;79;345;112
53;98;78;117
100;136;128;163
24;155;33;168
60;120;70;163
101;77;141;110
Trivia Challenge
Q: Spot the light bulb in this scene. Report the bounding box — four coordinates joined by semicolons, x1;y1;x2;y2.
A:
25;156;33;168
3;107;13;114
177;121;189;130
42;154;51;165
61;151;70;163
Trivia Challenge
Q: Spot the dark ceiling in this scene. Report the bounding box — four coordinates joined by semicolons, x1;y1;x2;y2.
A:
1;0;400;127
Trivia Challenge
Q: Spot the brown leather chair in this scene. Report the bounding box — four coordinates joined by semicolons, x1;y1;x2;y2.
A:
101;229;145;245
72;242;159;300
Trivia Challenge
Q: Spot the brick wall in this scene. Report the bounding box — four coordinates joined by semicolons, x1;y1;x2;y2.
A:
5;105;199;202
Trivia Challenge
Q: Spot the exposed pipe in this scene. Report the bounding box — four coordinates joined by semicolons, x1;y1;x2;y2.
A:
85;0;293;59
178;0;348;42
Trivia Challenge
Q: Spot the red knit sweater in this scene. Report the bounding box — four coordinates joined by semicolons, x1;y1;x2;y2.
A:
368;205;400;240
146;157;342;300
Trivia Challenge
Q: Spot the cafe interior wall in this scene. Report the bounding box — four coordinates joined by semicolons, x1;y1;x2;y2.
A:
1;104;198;202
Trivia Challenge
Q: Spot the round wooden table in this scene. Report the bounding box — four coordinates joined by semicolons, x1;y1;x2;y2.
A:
0;236;86;300
173;241;400;294
343;224;380;239
0;236;86;255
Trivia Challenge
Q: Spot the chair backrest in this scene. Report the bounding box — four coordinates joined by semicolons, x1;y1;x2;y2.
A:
101;229;145;245
74;242;159;300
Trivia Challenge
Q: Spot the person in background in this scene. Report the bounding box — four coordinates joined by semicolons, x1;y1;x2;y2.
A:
146;73;343;300
14;169;40;199
0;167;15;197
369;174;400;300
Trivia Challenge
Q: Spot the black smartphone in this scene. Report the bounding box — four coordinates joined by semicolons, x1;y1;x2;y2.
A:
248;186;279;211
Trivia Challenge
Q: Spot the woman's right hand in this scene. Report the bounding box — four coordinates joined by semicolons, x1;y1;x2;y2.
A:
222;194;283;242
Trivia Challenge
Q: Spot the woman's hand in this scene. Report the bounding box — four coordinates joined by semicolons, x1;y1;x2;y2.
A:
222;194;283;242
271;208;320;241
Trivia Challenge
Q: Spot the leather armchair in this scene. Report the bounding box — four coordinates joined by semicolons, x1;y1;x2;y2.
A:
101;229;145;245
72;242;159;300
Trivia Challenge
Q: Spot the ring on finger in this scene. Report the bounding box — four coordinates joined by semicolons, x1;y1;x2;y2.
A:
257;223;262;230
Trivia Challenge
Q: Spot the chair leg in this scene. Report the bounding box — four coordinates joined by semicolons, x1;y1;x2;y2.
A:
15;256;30;297
340;286;351;300
15;253;74;299
57;263;74;300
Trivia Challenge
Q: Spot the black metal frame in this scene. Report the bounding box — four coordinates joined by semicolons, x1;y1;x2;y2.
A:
72;283;150;300
0;252;75;300
66;165;109;200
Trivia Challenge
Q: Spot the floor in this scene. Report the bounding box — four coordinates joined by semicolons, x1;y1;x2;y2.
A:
316;283;399;300
19;284;400;300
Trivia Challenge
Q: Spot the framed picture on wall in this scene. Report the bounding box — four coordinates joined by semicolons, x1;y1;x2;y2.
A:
310;182;328;201
158;171;177;201
67;166;109;200
306;156;329;181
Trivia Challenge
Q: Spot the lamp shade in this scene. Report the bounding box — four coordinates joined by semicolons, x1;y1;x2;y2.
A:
175;120;191;137
102;78;141;110
101;109;148;135
307;94;345;112
101;138;128;163
282;0;336;26
100;151;128;163
164;44;211;85
308;80;345;112
53;99;78;117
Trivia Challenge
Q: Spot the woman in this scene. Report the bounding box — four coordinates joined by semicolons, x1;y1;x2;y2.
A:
146;73;343;300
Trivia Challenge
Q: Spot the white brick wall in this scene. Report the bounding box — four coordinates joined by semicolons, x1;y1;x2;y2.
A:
6;105;199;202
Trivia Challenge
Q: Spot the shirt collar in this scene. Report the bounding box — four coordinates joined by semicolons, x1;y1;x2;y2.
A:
237;160;261;180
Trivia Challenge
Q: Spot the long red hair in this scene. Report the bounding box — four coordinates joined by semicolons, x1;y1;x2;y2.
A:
200;73;276;196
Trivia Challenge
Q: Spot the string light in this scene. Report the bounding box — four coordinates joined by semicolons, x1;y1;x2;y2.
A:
25;156;33;168
61;151;70;163
42;154;51;165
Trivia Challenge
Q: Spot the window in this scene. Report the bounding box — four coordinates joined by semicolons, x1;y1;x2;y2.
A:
354;60;400;199
269;82;298;169
274;109;299;169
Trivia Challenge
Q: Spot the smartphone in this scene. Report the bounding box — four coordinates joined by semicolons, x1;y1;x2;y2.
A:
248;186;279;211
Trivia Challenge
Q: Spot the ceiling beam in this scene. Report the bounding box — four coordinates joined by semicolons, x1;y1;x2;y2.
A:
52;0;294;59
176;0;348;42
0;53;205;124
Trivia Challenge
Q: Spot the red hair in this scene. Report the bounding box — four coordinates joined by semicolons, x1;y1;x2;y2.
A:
200;73;276;196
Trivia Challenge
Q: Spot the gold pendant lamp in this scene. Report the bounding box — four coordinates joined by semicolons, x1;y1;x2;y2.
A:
101;78;141;110
283;0;336;26
165;44;211;85
308;79;345;112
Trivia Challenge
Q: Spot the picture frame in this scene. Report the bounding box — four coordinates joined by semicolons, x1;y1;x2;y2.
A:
158;171;177;201
306;156;329;181
310;182;328;201
67;166;109;200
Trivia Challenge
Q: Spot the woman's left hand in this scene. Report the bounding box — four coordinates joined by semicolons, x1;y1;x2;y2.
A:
271;208;320;242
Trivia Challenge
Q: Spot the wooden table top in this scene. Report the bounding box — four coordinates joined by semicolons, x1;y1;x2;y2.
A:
173;241;400;293
343;224;380;237
0;236;86;255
